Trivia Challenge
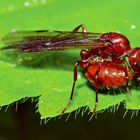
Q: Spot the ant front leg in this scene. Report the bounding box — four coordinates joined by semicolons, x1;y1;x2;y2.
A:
135;73;140;85
72;24;87;34
61;61;82;115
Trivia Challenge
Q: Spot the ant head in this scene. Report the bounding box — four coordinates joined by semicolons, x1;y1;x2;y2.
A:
100;32;131;57
129;48;140;72
80;50;89;60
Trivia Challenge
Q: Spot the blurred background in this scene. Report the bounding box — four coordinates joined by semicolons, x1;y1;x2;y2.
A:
0;0;140;140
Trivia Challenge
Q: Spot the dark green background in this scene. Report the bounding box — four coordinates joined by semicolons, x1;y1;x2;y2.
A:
1;102;140;140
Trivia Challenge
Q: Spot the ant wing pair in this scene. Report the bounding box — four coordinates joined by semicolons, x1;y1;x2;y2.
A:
1;30;105;52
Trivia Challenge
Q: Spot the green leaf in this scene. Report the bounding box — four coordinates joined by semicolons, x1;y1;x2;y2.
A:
0;0;140;119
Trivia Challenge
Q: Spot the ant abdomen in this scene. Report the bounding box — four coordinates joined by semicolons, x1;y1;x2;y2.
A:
85;62;133;89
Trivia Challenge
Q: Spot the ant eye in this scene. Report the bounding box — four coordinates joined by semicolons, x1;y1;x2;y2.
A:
133;62;137;66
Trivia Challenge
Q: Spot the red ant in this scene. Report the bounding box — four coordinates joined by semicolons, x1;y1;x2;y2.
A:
61;25;139;114
1;24;140;114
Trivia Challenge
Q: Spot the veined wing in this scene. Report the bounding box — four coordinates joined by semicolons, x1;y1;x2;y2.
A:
1;30;104;52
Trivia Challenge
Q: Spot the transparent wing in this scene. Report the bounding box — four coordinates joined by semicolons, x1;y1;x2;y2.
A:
1;30;104;52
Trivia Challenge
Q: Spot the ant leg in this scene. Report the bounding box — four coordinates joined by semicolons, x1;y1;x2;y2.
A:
136;73;140;85
125;71;131;96
93;64;101;113
123;61;131;96
93;88;99;113
72;24;87;34
124;57;132;72
61;61;80;115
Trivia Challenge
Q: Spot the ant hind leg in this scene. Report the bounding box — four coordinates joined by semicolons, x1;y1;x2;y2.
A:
89;64;101;121
61;61;81;115
93;63;101;113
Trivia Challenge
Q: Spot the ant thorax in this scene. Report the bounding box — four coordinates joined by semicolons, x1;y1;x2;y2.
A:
90;55;112;63
80;54;113;70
